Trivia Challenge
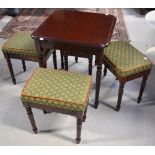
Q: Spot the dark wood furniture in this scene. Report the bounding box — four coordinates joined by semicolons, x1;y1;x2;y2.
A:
32;10;116;108
2;32;57;84
21;68;92;144
103;41;153;111
3;50;56;84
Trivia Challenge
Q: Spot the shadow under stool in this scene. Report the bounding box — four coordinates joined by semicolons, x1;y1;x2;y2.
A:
2;32;57;84
20;68;92;144
103;41;153;111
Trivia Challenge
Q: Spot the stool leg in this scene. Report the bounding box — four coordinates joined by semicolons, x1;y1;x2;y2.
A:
137;75;148;104
60;51;64;69
75;56;78;63
64;55;68;71
44;62;47;68
103;64;107;76
88;57;93;75
116;81;125;111
53;49;57;69
22;60;26;72
83;105;88;122
25;105;38;134
76;115;83;144
43;110;47;114
38;56;45;68
4;53;16;84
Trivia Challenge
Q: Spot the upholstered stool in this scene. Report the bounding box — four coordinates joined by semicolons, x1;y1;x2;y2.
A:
2;32;57;84
21;68;92;144
103;41;153;111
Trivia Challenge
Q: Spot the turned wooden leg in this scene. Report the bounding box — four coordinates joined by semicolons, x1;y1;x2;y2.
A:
25;105;38;134
53;49;57;69
94;64;102;109
137;75;148;104
116;81;125;111
76;116;83;144
88;57;93;75
103;64;107;76
4;53;16;84
64;55;68;71
75;56;78;63
22;60;26;72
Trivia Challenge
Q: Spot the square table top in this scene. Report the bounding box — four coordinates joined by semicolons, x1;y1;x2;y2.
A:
32;10;116;48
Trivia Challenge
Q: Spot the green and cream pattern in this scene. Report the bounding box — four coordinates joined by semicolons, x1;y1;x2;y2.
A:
21;68;92;111
104;41;152;77
2;32;38;57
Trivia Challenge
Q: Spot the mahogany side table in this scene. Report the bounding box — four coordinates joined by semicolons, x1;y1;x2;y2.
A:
32;10;116;108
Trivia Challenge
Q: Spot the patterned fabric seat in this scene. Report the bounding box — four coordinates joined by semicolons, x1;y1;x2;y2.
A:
21;68;92;144
103;41;153;111
2;32;39;57
104;41;152;77
21;68;92;111
1;32;57;84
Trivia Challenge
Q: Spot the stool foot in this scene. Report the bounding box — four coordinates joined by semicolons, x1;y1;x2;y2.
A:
94;104;98;109
116;106;120;112
76;138;81;144
137;75;148;104
43;110;47;114
12;79;16;85
75;56;78;63
76;117;83;144
116;82;125;112
137;98;141;104
33;129;38;134
25;105;38;134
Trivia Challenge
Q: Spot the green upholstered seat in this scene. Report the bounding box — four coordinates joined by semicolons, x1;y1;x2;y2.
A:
21;68;92;111
104;41;152;77
2;32;39;57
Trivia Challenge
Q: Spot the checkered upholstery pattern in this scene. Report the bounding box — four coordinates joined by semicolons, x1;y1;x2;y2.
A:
104;41;152;77
2;32;45;57
21;68;92;111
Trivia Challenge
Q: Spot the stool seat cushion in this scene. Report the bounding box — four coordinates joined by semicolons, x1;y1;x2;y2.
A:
21;68;92;111
104;41;152;77
2;32;38;57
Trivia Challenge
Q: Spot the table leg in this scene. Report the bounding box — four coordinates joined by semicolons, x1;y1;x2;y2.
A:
64;55;68;71
94;54;103;109
88;56;93;75
94;64;102;108
53;49;57;69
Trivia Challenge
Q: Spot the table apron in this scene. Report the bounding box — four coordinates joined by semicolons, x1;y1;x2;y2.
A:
39;41;103;55
61;50;94;58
